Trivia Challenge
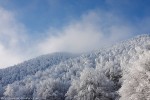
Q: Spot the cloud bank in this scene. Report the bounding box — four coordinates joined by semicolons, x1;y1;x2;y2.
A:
38;10;134;54
0;7;150;68
0;7;28;68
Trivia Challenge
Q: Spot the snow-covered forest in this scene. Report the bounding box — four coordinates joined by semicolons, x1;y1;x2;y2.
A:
1;34;150;100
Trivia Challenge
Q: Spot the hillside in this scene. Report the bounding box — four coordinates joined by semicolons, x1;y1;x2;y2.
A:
1;34;150;100
0;52;77;86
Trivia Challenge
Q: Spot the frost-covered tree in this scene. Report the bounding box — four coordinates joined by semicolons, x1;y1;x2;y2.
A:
66;68;117;100
0;84;3;97
0;53;75;86
119;51;150;100
4;80;35;98
2;34;150;100
34;78;69;100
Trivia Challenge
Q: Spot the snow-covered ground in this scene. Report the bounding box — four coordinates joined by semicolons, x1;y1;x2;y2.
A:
1;34;150;100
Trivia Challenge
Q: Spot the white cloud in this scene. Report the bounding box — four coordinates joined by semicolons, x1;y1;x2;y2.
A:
0;7;149;68
38;10;134;54
0;44;23;67
0;7;28;68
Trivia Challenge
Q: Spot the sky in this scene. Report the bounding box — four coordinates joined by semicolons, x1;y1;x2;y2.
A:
0;0;150;68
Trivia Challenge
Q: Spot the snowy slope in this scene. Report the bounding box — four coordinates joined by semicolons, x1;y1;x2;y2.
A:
0;52;77;87
1;34;150;100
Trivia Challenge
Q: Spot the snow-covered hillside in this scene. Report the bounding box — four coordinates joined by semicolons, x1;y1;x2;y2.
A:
0;52;77;86
1;34;150;100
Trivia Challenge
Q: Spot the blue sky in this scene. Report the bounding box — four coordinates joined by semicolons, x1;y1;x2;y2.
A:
1;0;106;34
1;0;150;35
0;0;150;68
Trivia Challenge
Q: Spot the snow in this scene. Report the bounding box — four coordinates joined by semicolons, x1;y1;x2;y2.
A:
0;52;76;85
1;34;150;100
